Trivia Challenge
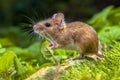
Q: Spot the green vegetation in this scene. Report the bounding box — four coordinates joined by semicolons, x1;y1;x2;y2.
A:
59;43;120;80
0;6;120;80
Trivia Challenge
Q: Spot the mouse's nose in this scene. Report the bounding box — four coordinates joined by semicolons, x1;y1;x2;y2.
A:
33;25;39;31
33;24;44;31
33;24;44;33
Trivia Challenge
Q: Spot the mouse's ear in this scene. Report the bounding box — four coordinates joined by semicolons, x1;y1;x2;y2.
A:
52;13;66;29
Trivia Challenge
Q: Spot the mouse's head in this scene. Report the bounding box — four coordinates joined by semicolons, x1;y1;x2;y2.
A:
33;13;66;35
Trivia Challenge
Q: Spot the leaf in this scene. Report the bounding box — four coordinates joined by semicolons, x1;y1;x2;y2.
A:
0;44;6;54
88;6;113;24
0;48;6;54
98;26;120;46
0;38;14;47
14;56;25;76
40;40;51;59
88;6;113;31
108;7;120;25
0;51;15;72
0;44;2;48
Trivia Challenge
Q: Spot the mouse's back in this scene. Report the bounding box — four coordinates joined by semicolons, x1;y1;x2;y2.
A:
64;22;98;55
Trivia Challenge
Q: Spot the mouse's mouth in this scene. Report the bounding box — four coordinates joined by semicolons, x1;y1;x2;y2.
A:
38;31;58;48
35;30;44;34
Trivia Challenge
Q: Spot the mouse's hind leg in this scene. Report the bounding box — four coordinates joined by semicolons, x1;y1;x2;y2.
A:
71;53;84;60
66;48;84;61
87;53;104;61
71;47;85;60
66;53;84;62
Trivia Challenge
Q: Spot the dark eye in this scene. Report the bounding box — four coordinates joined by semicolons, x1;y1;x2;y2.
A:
45;23;51;27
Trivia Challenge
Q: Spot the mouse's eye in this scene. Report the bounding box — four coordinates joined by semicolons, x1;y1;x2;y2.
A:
45;23;51;27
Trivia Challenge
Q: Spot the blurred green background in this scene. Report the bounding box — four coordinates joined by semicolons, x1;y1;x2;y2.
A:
0;0;120;47
0;0;120;26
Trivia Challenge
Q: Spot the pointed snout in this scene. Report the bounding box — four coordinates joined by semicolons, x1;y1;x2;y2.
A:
33;24;40;33
33;25;39;31
33;24;44;34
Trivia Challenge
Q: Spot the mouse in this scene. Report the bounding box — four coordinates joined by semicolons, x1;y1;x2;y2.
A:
33;12;103;60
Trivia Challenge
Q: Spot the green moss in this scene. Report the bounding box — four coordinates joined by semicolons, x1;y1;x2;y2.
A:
58;42;120;80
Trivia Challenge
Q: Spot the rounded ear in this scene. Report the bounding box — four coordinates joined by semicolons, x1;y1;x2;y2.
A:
52;13;66;29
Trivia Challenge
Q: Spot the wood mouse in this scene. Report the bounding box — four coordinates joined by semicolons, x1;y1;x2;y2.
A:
33;12;103;60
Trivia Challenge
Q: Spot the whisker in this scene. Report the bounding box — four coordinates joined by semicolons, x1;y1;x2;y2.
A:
38;10;47;20
21;26;34;39
38;32;53;43
20;23;33;33
18;24;34;43
22;15;36;24
30;32;35;41
31;11;39;22
33;32;39;41
45;32;57;44
32;9;40;22
21;28;33;34
27;31;35;41
20;23;33;28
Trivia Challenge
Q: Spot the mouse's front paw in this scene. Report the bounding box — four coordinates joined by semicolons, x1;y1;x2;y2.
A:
49;43;58;49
